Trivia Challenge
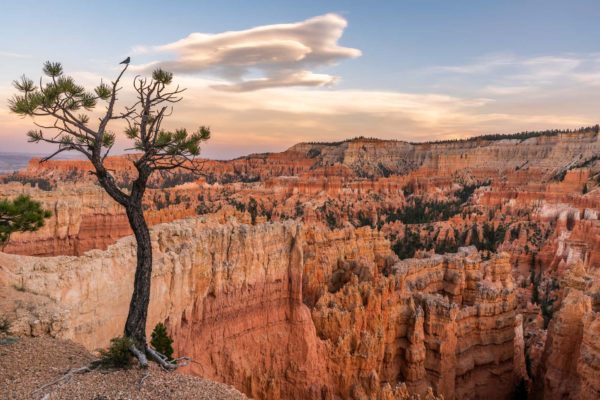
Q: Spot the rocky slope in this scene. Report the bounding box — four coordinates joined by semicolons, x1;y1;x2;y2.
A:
0;215;519;399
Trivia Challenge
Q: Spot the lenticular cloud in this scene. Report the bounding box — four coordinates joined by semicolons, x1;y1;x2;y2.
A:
133;13;361;91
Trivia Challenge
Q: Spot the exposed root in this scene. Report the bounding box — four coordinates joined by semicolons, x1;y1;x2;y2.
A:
146;346;177;371
129;344;148;368
145;346;191;370
138;370;150;390
172;355;192;368
29;342;190;396
31;365;95;395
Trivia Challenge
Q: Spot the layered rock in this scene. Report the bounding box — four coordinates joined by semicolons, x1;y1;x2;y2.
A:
311;246;519;400
1;217;520;399
0;218;331;399
0;130;598;399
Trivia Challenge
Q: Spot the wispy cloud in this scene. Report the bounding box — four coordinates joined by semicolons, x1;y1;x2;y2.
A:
0;50;30;59
132;13;361;91
432;53;517;74
429;53;600;100
483;85;535;95
433;54;583;81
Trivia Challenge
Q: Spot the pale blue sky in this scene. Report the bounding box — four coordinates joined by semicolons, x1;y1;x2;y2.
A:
1;0;599;158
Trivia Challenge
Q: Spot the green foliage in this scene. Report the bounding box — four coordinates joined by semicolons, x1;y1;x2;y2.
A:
96;336;134;368
0;195;51;249
434;236;458;254
10;62;211;168
0;175;53;191
152;68;173;84
415;125;599;145
317;199;340;230
94;82;112;100
10;62;97;118
195;194;211;215
147;127;210;158
481;222;506;252
294;201;304;218
325;211;339;230
0;315;12;334
150;322;174;360
510;224;521;241
386;182;487;225
247;197;258;224
355;210;374;227
392;227;422;259
43;61;63;77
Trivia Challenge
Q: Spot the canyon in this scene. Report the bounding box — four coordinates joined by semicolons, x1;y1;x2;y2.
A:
1;129;599;399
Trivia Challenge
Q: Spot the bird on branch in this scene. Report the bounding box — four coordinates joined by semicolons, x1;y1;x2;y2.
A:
120;57;130;65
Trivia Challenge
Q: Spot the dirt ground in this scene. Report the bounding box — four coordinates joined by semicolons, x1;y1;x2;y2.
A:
0;335;248;400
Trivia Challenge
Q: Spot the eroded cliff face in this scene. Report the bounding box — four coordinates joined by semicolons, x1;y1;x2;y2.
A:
0;217;520;399
0;218;328;399
0;130;598;399
533;260;600;400
308;244;518;400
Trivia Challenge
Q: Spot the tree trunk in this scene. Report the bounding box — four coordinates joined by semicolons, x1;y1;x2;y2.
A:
124;201;153;346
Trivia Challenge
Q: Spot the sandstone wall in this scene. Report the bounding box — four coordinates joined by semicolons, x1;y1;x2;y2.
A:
310;247;519;400
0;217;520;399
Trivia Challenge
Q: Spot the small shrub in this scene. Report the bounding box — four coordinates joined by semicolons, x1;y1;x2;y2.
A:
96;336;134;368
0;315;12;334
150;322;174;360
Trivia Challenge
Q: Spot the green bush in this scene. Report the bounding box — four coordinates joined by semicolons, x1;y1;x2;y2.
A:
97;336;134;368
150;322;174;360
0;315;11;334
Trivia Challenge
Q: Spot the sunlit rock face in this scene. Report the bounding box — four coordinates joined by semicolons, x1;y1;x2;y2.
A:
3;130;599;259
1;217;519;400
0;130;598;399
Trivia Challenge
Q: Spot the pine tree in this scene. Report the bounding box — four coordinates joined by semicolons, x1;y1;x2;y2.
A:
10;61;210;368
150;322;174;360
0;195;51;250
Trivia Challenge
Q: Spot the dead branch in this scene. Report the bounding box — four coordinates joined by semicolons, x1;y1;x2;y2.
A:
31;365;94;395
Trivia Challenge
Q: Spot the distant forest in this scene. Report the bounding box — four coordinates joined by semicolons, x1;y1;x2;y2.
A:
415;124;600;145
301;125;599;147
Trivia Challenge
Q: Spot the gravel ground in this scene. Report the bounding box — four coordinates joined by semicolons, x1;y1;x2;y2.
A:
0;336;248;400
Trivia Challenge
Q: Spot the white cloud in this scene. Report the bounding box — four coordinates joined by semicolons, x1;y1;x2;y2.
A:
432;54;517;74
132;13;361;91
0;50;30;59
483;85;536;95
432;54;586;85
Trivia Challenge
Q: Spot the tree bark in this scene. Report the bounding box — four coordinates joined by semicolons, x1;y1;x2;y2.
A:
124;201;152;346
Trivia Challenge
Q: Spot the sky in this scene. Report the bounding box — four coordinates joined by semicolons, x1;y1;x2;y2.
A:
0;0;599;159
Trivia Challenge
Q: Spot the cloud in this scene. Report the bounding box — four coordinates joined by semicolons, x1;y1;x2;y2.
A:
433;54;582;81
574;71;600;85
432;54;517;74
132;13;361;91
483;85;536;95
428;53;600;100
0;50;30;59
